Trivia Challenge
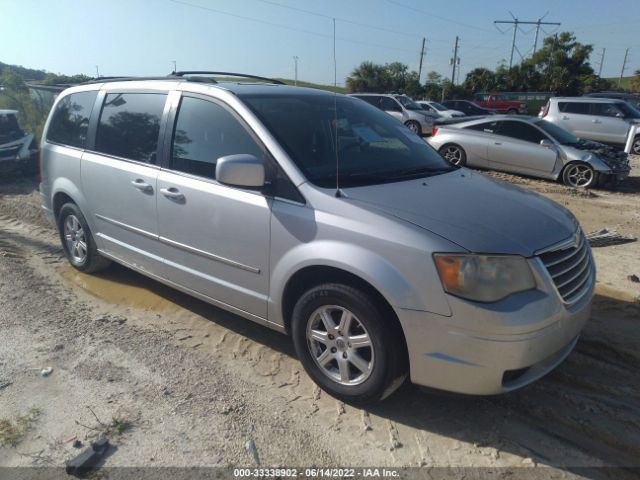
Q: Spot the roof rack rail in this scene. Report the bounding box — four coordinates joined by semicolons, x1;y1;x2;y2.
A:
79;75;218;86
173;71;285;85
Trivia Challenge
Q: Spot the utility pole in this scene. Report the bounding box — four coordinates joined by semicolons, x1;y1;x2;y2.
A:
495;14;560;67
418;37;426;82
95;65;100;79
451;36;459;84
293;56;299;86
620;48;629;86
597;48;606;77
172;60;177;73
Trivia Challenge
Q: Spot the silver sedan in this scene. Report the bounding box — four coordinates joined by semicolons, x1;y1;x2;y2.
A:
428;116;630;188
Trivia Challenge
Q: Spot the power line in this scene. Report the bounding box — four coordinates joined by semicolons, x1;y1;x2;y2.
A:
387;0;496;33
495;13;561;67
168;0;419;55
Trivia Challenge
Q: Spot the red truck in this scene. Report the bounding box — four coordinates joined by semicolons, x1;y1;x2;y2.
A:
473;93;527;114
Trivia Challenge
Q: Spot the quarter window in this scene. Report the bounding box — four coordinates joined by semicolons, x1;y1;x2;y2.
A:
95;93;167;163
170;96;264;180
46;91;98;148
465;121;498;133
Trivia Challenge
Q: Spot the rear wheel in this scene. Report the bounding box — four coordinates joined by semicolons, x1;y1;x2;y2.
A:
632;135;640;155
562;163;598;188
58;203;111;273
291;284;407;404
404;120;421;135
439;144;467;166
507;108;518;115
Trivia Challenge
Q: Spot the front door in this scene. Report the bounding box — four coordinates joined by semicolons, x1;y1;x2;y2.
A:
157;94;271;318
488;120;558;176
588;102;630;145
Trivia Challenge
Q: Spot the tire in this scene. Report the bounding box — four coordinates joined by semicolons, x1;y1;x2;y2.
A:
439;144;467;166
507;108;518;115
562;163;598;188
291;284;407;405
632;135;640;155
57;203;111;273
404;120;421;135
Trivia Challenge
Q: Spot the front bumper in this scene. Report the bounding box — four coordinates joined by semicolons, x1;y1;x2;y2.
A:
396;258;594;395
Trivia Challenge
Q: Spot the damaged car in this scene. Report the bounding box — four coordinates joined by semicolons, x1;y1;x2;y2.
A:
0;109;39;175
428;116;630;188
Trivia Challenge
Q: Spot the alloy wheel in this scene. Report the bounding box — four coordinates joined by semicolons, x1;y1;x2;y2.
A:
64;214;88;264
306;305;374;386
565;164;594;188
442;146;463;165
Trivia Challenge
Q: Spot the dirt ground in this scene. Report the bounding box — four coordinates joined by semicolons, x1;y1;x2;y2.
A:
0;158;639;479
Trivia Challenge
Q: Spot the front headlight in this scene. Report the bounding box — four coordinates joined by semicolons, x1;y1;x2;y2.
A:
433;254;536;302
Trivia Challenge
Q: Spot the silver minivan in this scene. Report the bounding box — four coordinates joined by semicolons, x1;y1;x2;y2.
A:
40;73;594;403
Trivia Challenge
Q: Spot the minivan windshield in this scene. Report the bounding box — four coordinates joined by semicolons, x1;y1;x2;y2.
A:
535;120;579;145
394;95;423;111
241;93;456;188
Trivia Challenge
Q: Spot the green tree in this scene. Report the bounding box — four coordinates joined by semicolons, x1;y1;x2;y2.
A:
0;68;27;90
346;61;391;92
423;71;443;100
462;67;497;93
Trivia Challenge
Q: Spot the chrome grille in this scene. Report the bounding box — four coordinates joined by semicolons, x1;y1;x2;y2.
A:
539;231;594;305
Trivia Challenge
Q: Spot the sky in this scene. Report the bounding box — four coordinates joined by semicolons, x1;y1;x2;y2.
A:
2;0;639;86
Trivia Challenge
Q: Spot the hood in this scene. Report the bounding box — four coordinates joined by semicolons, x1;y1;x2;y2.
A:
342;169;577;257
564;140;629;170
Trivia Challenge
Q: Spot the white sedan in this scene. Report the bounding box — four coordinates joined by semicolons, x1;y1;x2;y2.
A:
417;100;465;119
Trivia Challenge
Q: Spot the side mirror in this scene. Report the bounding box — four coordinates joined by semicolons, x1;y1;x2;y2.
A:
615;112;624;118
540;139;554;148
216;154;267;188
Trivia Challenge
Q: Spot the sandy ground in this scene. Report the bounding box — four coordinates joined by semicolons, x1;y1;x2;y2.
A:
0;158;639;479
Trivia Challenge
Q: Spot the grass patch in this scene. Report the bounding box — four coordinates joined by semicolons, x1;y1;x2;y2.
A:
105;416;131;436
0;407;42;446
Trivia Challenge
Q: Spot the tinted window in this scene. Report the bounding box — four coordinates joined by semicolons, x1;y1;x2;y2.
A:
95;93;166;163
590;102;622;117
0;113;24;143
354;96;380;108
535;120;578;145
241;94;455;188
380;97;401;112
558;102;589;114
465;121;498;133
497;121;547;143
47;91;97;148
171;96;264;180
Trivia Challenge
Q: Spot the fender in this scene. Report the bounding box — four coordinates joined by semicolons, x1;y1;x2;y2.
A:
50;177;102;246
268;240;452;327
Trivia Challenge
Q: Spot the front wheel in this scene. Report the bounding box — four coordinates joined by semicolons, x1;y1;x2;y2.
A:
291;284;407;404
404;120;421;135
562;163;598;188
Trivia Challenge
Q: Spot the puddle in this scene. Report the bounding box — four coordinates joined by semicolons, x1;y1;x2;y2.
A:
60;264;181;311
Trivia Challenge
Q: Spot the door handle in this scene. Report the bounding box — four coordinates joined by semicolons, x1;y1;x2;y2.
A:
160;187;185;202
592;119;601;123
131;179;153;192
562;116;570;120
494;142;502;145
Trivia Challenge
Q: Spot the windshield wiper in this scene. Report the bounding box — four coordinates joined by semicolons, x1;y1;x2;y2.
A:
387;166;457;179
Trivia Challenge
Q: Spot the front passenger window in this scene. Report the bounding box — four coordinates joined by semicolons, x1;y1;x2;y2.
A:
171;96;264;180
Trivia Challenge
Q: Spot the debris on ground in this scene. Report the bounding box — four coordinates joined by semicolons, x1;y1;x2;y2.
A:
63;434;77;444
245;439;260;465
65;436;110;476
0;381;11;390
40;367;53;377
585;229;638;247
628;274;640;283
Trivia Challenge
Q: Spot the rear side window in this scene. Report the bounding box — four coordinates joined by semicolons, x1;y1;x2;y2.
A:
380;97;401;112
465;121;498;133
46;91;98;148
170;96;264;180
95;93;167;163
558;102;589;114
